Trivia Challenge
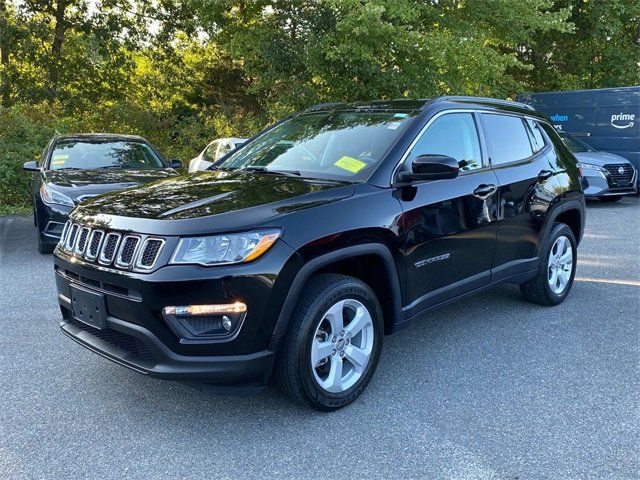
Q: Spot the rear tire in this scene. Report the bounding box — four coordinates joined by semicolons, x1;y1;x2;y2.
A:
276;273;383;411
598;195;622;202
520;223;577;306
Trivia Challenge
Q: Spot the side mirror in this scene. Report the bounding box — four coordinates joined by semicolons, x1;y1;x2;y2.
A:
23;161;39;172
169;159;183;168
397;155;459;183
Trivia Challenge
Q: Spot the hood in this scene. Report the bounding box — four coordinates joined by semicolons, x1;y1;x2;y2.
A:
573;151;631;166
74;171;355;223
44;168;178;202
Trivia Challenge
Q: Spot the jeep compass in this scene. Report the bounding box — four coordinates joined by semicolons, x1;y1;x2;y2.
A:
53;97;585;411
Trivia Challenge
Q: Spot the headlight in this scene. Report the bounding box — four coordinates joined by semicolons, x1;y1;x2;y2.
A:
577;162;606;172
40;184;74;207
170;230;281;266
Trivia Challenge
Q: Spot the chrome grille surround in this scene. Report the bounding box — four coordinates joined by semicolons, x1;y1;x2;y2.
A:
59;221;71;247
134;238;166;270
98;232;122;265
85;230;105;261
66;224;80;251
114;235;141;269
74;227;90;255
58;222;166;272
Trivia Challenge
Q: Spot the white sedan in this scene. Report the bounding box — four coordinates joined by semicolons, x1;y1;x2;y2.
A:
188;137;247;173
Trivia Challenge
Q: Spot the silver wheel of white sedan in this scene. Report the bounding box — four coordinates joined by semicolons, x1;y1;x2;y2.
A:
311;299;375;393
547;235;573;295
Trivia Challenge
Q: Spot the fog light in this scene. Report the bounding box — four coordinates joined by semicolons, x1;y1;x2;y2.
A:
162;302;247;341
162;302;247;316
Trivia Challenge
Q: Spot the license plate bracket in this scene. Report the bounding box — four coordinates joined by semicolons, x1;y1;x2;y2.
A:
70;284;107;329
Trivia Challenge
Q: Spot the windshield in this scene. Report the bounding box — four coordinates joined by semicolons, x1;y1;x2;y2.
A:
561;135;593;153
216;111;417;181
49;140;165;171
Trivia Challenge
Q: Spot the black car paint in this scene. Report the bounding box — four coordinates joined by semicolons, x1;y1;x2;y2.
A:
28;134;179;249
54;98;585;388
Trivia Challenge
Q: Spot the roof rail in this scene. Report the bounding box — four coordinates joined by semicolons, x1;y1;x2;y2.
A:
433;96;535;111
305;102;343;112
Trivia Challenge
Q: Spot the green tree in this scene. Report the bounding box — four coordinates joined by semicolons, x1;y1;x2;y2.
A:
521;0;640;90
195;0;574;117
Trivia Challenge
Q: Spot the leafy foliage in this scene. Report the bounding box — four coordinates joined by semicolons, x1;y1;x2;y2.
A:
0;0;638;211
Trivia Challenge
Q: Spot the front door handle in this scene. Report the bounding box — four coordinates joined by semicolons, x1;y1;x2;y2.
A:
538;170;554;181
473;184;497;198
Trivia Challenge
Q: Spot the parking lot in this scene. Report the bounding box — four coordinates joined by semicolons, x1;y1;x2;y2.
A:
0;197;638;479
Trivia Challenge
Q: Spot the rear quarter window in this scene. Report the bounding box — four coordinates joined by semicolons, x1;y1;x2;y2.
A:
481;114;533;165
525;118;546;152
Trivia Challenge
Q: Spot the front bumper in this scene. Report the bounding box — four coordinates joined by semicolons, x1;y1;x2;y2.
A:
54;239;302;386
59;299;275;386
581;169;637;197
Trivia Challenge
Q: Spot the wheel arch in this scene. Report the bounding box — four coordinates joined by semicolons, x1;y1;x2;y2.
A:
545;199;585;246
272;244;403;338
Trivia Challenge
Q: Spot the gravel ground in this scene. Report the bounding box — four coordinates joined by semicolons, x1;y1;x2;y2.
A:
0;196;638;479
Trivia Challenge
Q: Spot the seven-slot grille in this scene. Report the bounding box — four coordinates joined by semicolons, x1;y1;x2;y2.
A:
58;221;165;272
603;164;635;187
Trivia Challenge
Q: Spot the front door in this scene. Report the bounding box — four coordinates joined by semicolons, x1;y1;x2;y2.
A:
397;112;499;317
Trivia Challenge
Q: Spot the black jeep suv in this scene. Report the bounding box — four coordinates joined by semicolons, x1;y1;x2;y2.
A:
53;97;585;410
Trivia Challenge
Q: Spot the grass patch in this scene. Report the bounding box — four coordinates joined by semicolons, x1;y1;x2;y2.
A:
0;205;32;217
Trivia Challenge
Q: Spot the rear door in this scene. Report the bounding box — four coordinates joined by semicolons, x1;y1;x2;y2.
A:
480;113;559;281
398;112;499;316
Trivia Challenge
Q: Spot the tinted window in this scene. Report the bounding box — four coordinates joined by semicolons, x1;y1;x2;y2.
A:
410;113;482;172
202;141;219;162
49;140;165;171
482;114;533;165
560;134;593;153
526;119;546;152
219;142;234;156
218;110;418;181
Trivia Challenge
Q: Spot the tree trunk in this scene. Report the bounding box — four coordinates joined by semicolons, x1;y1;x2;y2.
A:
0;0;10;106
49;0;68;101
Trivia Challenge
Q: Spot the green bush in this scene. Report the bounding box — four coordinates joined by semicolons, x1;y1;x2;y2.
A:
0;104;59;210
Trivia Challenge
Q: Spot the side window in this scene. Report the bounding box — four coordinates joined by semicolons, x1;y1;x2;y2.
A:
202;141;219;163
525;118;546;152
218;141;233;157
410;113;483;172
481;114;533;165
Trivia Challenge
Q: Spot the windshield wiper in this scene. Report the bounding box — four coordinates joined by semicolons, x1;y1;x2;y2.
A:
239;166;301;177
55;167;83;171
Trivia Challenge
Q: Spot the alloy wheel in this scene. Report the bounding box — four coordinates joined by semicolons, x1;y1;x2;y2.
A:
311;299;375;393
547;235;573;295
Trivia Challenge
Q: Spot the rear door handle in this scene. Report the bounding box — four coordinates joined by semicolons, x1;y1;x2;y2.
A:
473;184;497;198
538;170;554;181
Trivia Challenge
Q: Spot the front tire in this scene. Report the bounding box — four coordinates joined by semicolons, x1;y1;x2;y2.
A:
520;223;577;306
276;274;383;411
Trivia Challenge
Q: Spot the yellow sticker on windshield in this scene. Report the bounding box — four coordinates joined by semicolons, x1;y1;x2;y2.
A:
51;159;66;165
334;156;366;173
53;154;69;160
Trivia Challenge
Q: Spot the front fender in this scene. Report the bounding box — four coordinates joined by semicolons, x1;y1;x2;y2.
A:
271;243;404;339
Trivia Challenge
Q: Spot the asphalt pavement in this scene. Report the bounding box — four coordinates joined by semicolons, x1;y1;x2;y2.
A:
0;197;638;479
